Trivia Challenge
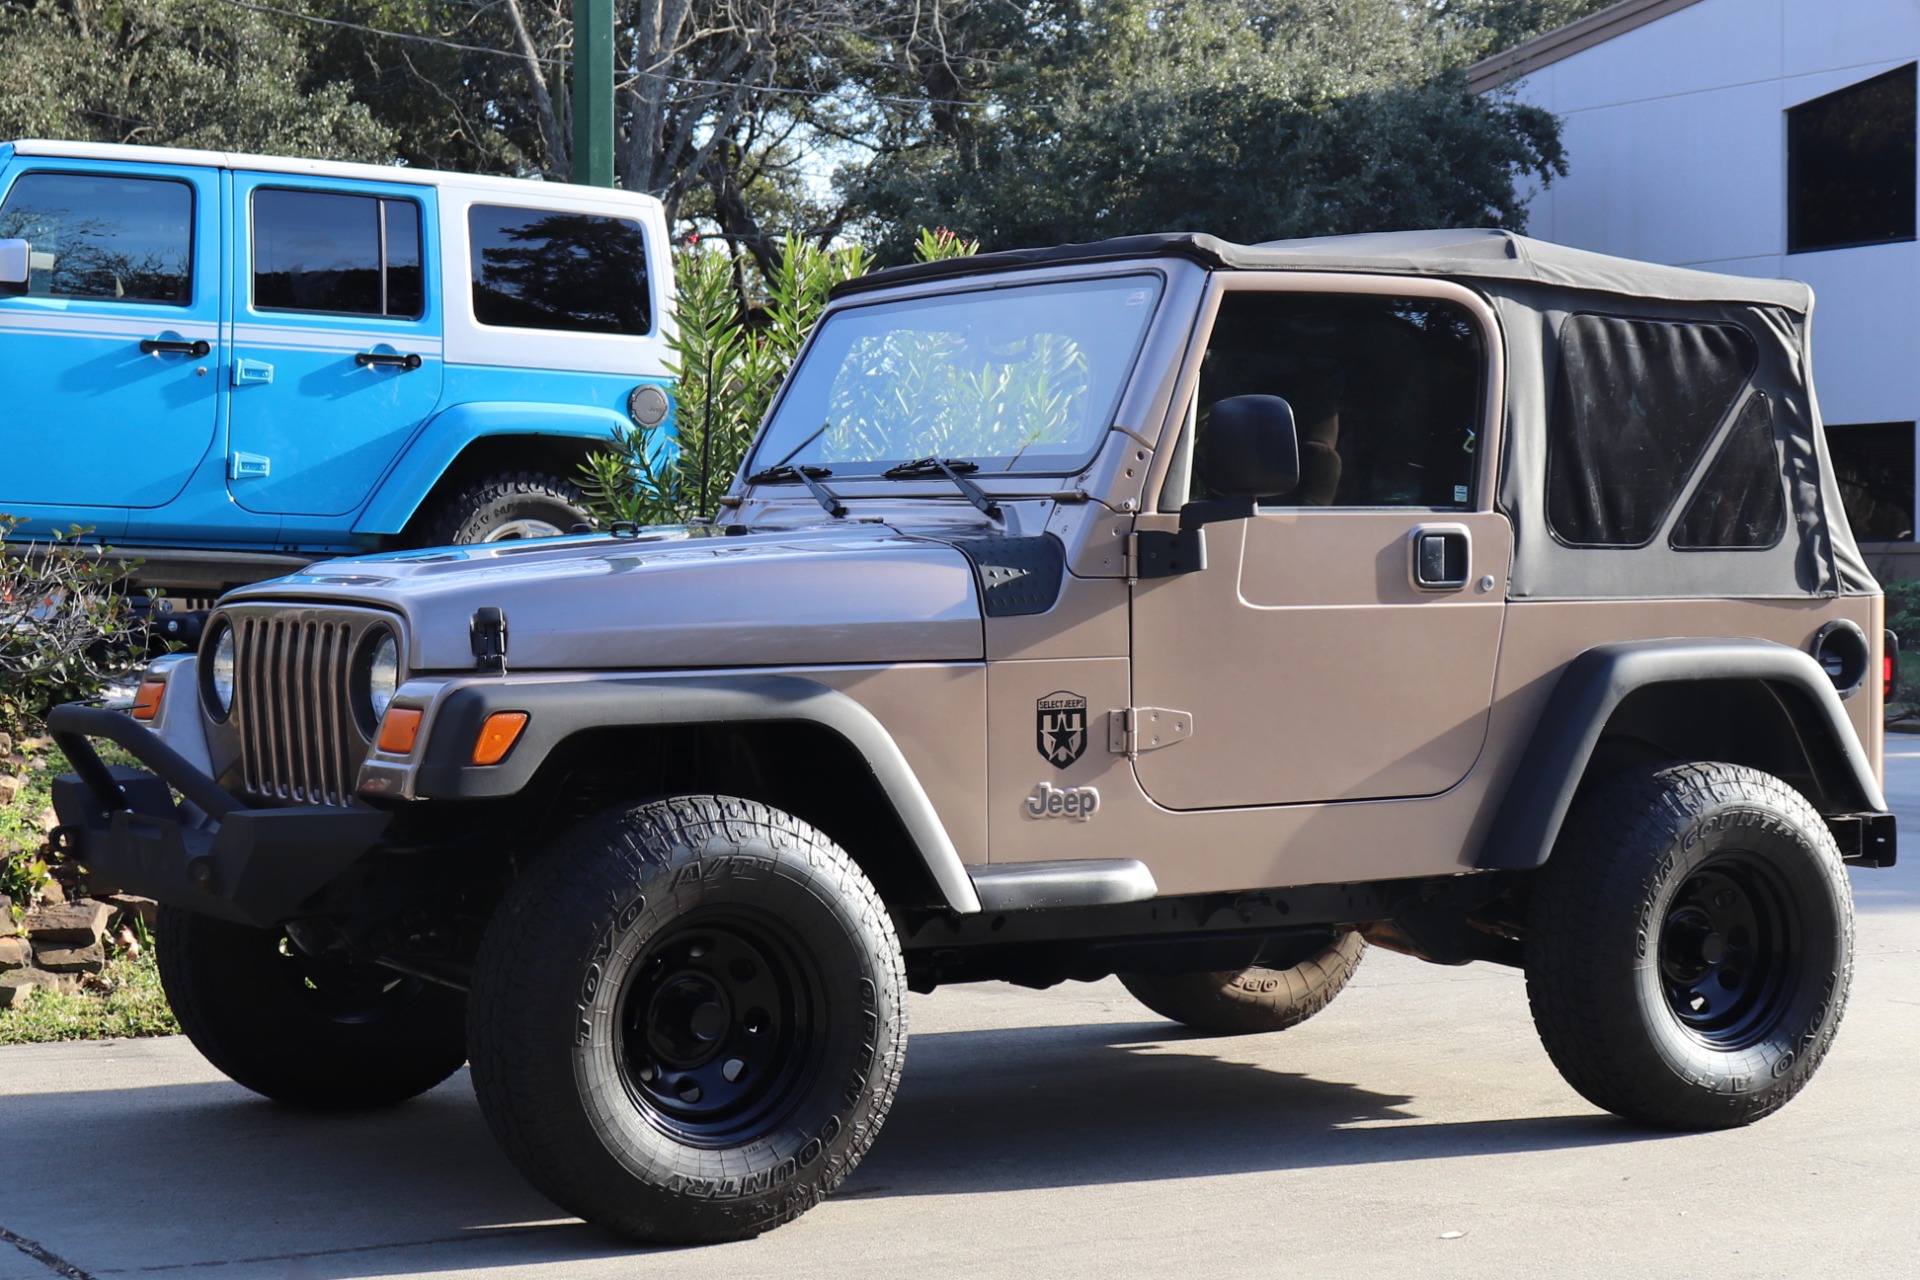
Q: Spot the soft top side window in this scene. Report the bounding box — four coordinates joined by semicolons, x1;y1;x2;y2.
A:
1546;315;1757;548
1185;291;1483;509
0;171;193;305
468;204;651;336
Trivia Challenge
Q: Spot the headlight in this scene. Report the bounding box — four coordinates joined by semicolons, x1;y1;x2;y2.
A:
368;632;400;721
207;625;236;717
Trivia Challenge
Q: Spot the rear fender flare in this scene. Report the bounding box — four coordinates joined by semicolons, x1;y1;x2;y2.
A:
1477;638;1884;871
353;398;657;536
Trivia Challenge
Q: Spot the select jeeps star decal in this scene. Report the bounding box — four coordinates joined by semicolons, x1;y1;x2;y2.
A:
1036;690;1088;769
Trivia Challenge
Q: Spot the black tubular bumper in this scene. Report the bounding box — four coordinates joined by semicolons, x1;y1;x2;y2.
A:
46;704;390;928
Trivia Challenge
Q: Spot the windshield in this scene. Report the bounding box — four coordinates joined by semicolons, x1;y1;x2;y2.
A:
747;273;1164;477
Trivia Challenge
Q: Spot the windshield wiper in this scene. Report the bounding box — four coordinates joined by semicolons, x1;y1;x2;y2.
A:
744;463;847;517
882;457;1002;518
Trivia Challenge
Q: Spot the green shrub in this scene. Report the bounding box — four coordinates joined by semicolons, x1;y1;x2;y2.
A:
0;515;145;742
580;229;977;527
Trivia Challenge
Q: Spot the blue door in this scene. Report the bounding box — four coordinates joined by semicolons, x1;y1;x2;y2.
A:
226;176;444;519
0;161;223;514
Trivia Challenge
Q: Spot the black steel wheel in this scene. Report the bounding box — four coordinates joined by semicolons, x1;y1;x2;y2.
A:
156;905;469;1108
619;913;824;1146
1119;929;1366;1035
468;795;906;1244
1525;762;1854;1130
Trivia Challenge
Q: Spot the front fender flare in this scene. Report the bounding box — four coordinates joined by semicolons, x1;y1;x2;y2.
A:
366;673;982;914
1477;638;1886;871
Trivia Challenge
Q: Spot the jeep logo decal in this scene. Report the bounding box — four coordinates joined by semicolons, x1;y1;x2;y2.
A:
1036;691;1088;768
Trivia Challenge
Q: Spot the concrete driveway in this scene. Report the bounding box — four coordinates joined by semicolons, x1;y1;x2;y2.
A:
5;752;1919;1280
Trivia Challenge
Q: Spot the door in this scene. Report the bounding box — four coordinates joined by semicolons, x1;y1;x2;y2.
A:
227;176;443;517
0;161;222;510
1130;283;1510;810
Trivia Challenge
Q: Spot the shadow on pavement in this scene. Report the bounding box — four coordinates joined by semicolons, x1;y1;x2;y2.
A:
3;1017;1664;1277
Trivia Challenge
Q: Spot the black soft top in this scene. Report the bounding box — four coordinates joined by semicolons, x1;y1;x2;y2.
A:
835;229;1812;312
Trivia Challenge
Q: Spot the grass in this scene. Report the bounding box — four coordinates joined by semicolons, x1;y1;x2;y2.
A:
0;948;179;1044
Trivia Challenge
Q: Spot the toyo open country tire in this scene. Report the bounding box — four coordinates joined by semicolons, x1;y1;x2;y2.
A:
427;470;592;545
1119;930;1366;1035
467;795;907;1244
155;905;469;1109
1524;762;1854;1130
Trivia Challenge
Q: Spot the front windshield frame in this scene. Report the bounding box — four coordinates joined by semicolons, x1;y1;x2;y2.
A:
742;267;1169;482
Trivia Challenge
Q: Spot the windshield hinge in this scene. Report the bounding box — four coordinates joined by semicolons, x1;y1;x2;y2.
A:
1126;528;1206;581
1107;706;1194;757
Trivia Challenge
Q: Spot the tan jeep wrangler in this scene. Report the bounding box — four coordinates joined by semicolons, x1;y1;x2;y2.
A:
51;229;1895;1244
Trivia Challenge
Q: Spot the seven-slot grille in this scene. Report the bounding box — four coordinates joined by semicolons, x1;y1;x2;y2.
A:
225;607;390;807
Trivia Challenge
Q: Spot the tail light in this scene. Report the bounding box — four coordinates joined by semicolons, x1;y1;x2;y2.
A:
1886;629;1901;700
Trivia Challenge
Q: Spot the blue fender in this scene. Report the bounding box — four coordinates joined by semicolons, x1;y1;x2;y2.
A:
353;401;635;536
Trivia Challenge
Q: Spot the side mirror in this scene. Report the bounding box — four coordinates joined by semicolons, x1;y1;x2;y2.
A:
1202;394;1299;500
0;239;29;295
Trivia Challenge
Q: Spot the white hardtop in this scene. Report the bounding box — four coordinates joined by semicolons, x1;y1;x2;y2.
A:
3;139;664;215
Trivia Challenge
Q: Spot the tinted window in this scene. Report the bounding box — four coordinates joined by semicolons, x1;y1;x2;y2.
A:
0;172;192;305
1827;421;1915;542
469;204;650;335
252;189;423;318
1190;292;1483;507
1547;315;1756;547
1788;64;1916;254
1671;394;1787;549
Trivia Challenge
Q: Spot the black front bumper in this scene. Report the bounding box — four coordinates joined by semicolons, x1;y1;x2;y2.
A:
47;704;391;928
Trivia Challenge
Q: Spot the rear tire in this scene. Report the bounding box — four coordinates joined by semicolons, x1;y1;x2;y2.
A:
1524;762;1853;1130
1119;930;1366;1035
427;470;590;545
467;795;907;1244
155;906;469;1108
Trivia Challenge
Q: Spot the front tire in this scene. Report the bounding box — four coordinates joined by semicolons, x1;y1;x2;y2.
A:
1119;930;1366;1035
468;795;907;1244
155;906;469;1108
1524;762;1854;1130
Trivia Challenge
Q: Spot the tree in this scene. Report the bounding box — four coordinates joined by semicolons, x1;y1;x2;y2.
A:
0;0;394;159
848;0;1568;257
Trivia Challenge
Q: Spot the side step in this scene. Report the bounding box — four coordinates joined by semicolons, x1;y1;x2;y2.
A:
968;860;1158;912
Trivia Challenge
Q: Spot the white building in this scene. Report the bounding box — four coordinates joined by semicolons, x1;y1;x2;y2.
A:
1472;0;1920;577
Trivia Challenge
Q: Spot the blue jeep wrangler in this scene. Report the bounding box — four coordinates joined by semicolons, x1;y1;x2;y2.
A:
0;140;675;597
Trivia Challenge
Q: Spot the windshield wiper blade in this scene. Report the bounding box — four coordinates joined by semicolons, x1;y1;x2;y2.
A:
744;463;847;517
882;457;1002;518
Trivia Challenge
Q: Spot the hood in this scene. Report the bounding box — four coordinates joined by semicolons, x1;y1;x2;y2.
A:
226;525;984;671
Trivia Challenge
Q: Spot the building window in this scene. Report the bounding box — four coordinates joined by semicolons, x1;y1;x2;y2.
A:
1828;422;1915;542
1787;64;1917;255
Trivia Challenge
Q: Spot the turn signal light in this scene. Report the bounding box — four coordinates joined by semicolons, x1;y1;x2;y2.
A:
130;679;166;721
472;712;529;765
376;706;423;755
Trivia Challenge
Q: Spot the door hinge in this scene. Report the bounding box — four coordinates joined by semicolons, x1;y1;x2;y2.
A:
1125;528;1207;581
1107;706;1194;757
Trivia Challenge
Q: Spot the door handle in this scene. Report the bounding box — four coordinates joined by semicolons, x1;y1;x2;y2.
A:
1411;525;1471;590
355;350;423;371
140;337;211;357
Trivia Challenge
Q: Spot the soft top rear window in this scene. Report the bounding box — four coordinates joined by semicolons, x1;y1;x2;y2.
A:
1546;315;1757;548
